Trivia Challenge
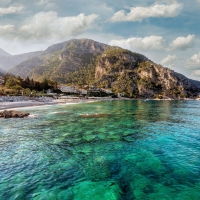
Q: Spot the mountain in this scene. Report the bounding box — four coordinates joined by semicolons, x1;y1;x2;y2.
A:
0;51;43;72
189;79;200;90
0;69;5;76
8;38;200;99
94;47;199;98
9;39;109;82
0;48;11;57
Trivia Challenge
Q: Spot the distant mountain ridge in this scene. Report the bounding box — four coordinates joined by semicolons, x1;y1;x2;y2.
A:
0;48;11;57
5;38;200;98
0;50;43;73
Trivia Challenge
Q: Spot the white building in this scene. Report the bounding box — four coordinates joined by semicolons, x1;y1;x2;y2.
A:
58;85;78;93
80;89;87;95
0;77;4;85
101;89;113;94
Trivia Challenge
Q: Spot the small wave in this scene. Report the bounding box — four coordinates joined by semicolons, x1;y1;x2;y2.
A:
66;102;81;105
28;114;38;118
49;111;62;114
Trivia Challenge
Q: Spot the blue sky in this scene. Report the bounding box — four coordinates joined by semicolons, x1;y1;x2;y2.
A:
0;0;200;79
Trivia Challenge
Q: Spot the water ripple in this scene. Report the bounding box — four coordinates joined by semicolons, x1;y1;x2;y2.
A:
0;100;200;200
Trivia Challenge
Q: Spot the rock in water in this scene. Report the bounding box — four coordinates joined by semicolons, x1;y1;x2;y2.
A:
2;110;10;118
0;110;29;118
80;113;109;118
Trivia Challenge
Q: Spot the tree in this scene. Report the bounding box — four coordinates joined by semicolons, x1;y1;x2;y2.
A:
30;79;35;90
24;76;30;88
42;78;49;90
24;88;31;95
112;72;133;97
5;76;19;88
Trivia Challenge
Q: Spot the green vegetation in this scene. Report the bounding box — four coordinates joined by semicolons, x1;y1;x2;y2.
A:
0;74;58;96
135;61;154;73
65;62;96;88
112;72;133;97
95;74;119;89
9;39;108;83
101;47;132;57
137;77;163;91
28;51;62;82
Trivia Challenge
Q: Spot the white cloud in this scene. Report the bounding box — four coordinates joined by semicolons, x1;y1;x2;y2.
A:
0;0;12;6
0;5;24;16
186;52;200;69
110;2;181;22
45;3;56;9
35;0;50;6
1;11;99;40
169;34;195;51
35;0;56;9
161;54;177;67
0;24;15;37
109;34;197;54
192;70;200;77
109;36;166;51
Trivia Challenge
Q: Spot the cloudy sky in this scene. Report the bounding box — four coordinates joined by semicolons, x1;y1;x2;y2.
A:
0;0;200;79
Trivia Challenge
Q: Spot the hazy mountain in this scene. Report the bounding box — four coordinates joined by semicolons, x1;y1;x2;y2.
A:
0;51;43;72
0;48;11;57
0;69;5;76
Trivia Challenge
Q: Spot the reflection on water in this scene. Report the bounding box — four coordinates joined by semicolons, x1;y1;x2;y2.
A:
0;100;200;200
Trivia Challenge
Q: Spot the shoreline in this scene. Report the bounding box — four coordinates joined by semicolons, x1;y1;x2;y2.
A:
0;101;62;111
0;97;199;111
0;99;99;111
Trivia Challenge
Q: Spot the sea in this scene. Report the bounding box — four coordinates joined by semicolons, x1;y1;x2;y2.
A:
0;100;200;200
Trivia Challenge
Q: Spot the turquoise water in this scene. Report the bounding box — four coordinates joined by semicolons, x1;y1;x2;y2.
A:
0;100;200;200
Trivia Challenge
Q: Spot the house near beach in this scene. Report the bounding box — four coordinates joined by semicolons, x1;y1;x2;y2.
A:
58;85;79;94
0;77;4;85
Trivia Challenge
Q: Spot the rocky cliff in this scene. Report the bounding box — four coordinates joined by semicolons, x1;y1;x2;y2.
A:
94;47;199;99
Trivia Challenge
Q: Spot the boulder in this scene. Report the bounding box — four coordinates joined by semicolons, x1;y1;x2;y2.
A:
2;110;11;118
80;113;109;118
0;110;30;118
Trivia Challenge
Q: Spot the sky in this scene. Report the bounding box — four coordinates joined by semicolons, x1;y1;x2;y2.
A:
0;0;200;80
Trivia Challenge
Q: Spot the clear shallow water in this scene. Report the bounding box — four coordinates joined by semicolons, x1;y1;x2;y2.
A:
0;100;200;200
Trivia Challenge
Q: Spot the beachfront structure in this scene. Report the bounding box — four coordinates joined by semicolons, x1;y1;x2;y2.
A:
80;89;87;95
101;89;113;94
58;85;79;94
0;77;4;85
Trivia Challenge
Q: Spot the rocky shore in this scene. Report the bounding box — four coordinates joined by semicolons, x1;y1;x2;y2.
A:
0;96;54;102
0;96;101;111
0;110;30;118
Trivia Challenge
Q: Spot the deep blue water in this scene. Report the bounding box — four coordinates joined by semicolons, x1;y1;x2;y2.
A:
0;100;200;200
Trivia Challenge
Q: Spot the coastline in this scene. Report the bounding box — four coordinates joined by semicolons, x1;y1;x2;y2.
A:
0;99;99;111
0;97;199;111
0;101;62;111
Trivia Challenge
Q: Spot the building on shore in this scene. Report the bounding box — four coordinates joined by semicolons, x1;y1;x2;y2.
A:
58;85;79;94
0;77;4;85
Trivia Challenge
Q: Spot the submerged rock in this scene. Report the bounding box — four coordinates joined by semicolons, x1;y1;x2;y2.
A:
0;110;29;118
80;113;109;118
